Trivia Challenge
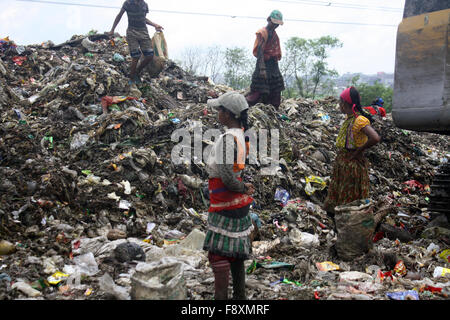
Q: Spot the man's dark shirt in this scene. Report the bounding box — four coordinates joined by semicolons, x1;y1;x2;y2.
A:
122;0;149;30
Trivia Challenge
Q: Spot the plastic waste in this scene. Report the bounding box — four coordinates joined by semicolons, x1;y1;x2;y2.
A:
433;267;450;278
179;174;202;189
107;229;127;241
119;200;132;210
81;37;99;52
64;272;84;290
12;56;27;66
304;175;327;196
0;273;11;282
47;271;69;285
252;238;281;256
99;273;130;300
274;187;290;206
386;290;419;300
439;249;450;263
289;229;319;248
0;240;16;255
250;212;262;229
247;260;294;274
131;261;186;300
270;278;302;287
68;252;99;276
393;260;407;277
120;180;132;194
12;281;42;297
70;133;90;150
316;261;340;272
339;271;373;285
113;53;125;62
177;228;205;251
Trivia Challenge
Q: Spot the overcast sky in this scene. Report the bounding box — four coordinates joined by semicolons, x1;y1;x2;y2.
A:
1;0;405;75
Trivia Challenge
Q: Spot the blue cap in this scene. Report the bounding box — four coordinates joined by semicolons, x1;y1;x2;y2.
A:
376;98;384;106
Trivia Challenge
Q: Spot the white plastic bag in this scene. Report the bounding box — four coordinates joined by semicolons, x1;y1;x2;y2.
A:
99;273;130;300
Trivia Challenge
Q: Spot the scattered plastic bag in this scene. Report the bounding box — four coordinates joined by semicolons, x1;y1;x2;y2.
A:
70;133;90;150
289;229;319;248
316;261;340;272
393;260;407;277
47;271;69;285
304;175;327;196
81;37;99;52
433;267;450;278
439;249;450;263
99;273;130;300
274;187;290;206
386;290;419;300
12;281;42;297
113;53;125;62
64;252;99;276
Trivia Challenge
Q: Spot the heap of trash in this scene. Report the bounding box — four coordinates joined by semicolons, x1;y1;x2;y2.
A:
0;33;449;300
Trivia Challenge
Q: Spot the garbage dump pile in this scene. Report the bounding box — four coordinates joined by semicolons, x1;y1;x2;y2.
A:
0;34;449;300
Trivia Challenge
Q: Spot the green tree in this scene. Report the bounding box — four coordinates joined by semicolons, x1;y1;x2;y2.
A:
281;36;342;99
356;80;393;113
309;36;342;99
283;37;310;98
223;47;251;90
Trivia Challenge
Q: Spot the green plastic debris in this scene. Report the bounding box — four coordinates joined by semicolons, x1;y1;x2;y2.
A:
246;260;294;274
109;104;121;111
113;53;125;62
44;136;53;149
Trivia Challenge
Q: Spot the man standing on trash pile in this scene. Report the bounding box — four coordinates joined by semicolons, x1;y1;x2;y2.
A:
108;0;163;86
245;10;285;109
323;87;381;218
203;91;256;300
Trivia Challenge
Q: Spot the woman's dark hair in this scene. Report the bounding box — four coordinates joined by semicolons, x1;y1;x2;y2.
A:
350;87;374;124
239;109;249;132
220;106;250;132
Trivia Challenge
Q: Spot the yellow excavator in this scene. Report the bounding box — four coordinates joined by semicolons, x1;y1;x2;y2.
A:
393;0;449;215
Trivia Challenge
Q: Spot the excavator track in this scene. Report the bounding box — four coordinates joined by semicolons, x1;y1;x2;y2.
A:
428;163;450;216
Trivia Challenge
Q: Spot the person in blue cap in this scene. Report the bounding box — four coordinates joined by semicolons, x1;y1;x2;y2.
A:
364;97;386;118
245;10;285;109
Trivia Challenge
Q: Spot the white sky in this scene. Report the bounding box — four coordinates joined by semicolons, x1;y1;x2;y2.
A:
1;0;405;75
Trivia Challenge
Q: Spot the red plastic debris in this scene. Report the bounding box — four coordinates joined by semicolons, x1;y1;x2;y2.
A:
12;56;27;66
373;231;384;242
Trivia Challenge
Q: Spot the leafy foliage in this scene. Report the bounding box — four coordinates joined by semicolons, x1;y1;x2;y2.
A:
281;36;342;99
355;80;393;113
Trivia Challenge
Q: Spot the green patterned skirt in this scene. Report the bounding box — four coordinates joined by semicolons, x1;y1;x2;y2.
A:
323;150;370;214
203;205;253;260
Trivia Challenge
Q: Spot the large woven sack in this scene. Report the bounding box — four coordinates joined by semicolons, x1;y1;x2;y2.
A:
334;199;375;261
152;31;168;59
145;56;166;78
131;261;186;300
